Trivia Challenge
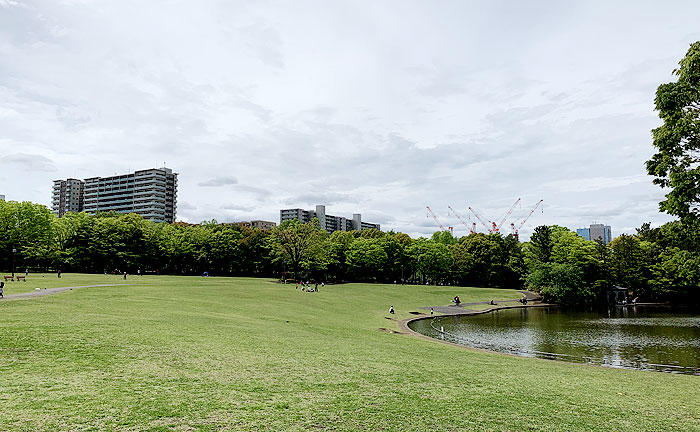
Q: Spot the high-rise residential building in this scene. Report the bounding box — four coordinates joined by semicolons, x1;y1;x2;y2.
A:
576;224;612;244
51;178;85;217
52;168;178;223
280;204;380;234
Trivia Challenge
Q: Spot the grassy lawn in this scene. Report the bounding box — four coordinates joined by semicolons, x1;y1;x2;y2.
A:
0;275;698;431
0;273;132;295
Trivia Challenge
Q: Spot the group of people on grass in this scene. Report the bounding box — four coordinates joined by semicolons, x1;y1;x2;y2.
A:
296;280;323;292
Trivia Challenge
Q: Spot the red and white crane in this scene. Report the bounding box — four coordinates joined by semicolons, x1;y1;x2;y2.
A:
511;199;544;240
448;206;476;234
468;206;493;233
426;206;452;233
494;198;521;233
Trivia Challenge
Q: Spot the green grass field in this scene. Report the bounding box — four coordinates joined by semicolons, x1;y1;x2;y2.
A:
0;275;698;431
1;272;132;295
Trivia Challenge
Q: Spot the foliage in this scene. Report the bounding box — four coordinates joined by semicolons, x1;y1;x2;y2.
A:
1;199;699;305
528;225;553;264
345;237;388;281
646;41;700;223
527;262;593;305
269;219;327;277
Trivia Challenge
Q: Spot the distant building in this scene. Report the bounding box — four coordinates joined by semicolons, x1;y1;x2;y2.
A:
53;167;178;223
577;224;612;244
51;178;84;217
576;228;590;241
280;204;380;234
0;194;5;201
236;220;277;230
590;223;612;244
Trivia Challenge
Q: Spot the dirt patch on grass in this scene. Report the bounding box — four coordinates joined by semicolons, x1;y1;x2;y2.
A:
378;327;404;335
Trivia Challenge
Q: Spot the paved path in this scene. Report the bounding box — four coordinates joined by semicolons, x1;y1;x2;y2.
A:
419;290;542;315
1;284;125;300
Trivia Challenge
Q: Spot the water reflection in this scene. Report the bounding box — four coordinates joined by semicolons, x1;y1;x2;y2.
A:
409;306;700;375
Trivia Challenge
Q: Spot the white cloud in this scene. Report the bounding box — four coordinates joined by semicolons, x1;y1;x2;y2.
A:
198;176;239;187
1;1;699;238
3;152;57;172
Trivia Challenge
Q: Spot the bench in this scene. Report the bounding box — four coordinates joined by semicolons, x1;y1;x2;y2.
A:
3;275;13;281
16;276;26;281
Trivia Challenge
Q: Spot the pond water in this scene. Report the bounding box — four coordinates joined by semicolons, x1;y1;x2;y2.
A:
409;306;700;375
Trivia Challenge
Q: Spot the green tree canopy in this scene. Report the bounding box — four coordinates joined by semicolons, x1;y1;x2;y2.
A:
269;219;326;277
646;41;700;222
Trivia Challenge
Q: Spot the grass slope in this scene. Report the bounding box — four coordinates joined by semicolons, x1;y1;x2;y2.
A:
0;275;698;431
0;273;131;295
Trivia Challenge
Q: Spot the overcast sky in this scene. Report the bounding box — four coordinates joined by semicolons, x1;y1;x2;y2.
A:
1;1;699;239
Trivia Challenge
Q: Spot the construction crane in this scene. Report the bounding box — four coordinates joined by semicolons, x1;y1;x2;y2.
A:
512;199;544;240
495;198;521;233
468;206;493;233
426;206;446;231
448;206;476;234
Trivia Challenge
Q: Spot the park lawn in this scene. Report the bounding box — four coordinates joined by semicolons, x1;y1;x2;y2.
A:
0;272;132;295
0;276;697;431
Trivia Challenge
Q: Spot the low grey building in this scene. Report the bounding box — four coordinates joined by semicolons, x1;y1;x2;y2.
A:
280;204;380;234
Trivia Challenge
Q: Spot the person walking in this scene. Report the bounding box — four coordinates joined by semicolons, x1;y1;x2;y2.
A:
25;268;29;276
389;305;395;314
0;281;4;299
57;269;61;278
123;272;127;280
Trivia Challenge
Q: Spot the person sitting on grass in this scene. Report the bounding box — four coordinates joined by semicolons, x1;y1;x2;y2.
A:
389;305;395;314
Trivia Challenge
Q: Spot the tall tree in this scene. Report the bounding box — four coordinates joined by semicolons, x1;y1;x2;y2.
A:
609;235;647;293
646;42;700;223
528;225;553;264
269;219;326;278
345;237;388;281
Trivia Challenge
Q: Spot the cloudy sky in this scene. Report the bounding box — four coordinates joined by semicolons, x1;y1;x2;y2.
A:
1;0;699;239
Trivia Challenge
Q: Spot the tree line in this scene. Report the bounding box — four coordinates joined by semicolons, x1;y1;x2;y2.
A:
1;199;698;305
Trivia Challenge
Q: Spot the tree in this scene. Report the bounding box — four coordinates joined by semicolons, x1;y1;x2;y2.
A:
0;201;55;271
646;42;700;223
609;235;647;294
528;225;553;264
649;248;700;302
345;238;387;281
408;239;453;285
431;230;457;246
527;262;592;305
269;219;326;278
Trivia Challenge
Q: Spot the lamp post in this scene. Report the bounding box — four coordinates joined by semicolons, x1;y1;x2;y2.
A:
12;248;17;278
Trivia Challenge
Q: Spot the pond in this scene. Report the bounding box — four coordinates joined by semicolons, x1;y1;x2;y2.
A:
409;305;700;375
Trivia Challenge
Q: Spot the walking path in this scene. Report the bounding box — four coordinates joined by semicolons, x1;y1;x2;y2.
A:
1;284;125;300
418;290;543;315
